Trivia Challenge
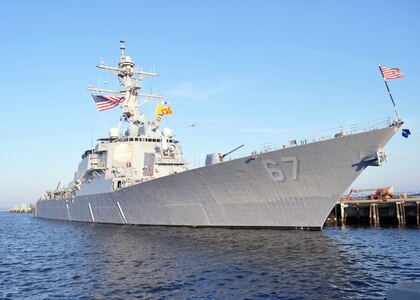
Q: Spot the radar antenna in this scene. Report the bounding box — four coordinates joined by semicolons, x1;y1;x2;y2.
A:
120;40;126;56
87;41;164;129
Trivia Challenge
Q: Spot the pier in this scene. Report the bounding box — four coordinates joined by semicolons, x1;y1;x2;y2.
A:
326;198;420;226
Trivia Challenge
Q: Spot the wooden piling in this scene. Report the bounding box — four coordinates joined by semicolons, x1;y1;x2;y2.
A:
369;203;373;224
329;198;420;227
340;203;347;224
396;202;406;225
402;202;406;225
334;204;338;225
370;203;379;225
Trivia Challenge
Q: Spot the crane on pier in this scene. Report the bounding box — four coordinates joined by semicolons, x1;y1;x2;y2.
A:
343;186;394;201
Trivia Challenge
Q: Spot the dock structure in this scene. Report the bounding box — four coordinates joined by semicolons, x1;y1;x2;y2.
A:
326;198;420;226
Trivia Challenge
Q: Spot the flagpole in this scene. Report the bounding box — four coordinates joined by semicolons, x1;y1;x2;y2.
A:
378;64;401;120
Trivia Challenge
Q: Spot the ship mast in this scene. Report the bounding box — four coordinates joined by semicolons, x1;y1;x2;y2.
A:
87;40;164;128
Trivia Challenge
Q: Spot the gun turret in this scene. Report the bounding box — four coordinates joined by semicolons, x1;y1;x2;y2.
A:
205;144;245;166
219;144;245;161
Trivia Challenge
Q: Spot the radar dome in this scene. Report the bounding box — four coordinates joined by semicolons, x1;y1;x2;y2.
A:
127;124;139;137
162;128;172;138
109;128;119;140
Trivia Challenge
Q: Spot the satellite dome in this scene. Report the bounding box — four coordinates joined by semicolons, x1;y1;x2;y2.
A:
109;128;119;140
162;128;172;138
127;124;139;137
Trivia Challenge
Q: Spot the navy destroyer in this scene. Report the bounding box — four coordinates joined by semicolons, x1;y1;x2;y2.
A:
35;41;403;229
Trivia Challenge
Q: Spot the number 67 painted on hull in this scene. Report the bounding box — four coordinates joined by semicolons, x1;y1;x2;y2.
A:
262;156;299;182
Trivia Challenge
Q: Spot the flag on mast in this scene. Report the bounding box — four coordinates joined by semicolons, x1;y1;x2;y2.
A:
379;66;405;80
378;65;404;120
402;129;411;138
91;95;125;112
155;103;173;115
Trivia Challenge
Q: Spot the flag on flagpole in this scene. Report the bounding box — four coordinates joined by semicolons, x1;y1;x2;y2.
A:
379;66;405;80
377;65;404;120
402;129;411;138
91;95;125;112
155;103;173;115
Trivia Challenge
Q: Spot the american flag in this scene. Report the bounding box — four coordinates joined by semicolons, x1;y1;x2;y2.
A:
380;66;405;80
91;95;125;112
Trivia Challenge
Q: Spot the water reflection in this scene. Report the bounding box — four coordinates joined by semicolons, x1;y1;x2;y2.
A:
1;213;419;300
80;225;365;299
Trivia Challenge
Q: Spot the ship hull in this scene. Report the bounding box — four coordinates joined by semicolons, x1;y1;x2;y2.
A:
35;124;401;229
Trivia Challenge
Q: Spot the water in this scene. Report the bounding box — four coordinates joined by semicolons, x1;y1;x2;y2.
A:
1;212;419;299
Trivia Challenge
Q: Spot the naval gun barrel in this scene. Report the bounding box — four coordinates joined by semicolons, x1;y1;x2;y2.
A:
220;144;245;160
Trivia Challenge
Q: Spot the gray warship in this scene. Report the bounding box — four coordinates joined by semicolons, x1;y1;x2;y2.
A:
35;41;403;229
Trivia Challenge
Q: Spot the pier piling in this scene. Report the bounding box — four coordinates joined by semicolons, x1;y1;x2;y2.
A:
396;202;406;225
340;203;347;224
369;203;379;225
327;198;420;226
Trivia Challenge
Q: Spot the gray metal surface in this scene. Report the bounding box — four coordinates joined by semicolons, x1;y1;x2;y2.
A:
36;123;401;229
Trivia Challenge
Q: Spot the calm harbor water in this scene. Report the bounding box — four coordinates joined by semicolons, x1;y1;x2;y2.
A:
0;212;419;299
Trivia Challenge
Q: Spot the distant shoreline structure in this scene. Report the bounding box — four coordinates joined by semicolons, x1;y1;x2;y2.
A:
8;204;35;213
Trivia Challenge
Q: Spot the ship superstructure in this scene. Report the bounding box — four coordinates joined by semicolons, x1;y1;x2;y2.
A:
39;41;187;201
36;42;403;229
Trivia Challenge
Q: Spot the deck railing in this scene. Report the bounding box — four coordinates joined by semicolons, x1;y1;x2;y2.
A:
190;117;395;168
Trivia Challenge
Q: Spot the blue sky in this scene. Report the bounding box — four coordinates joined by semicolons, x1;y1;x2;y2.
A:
0;0;419;208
